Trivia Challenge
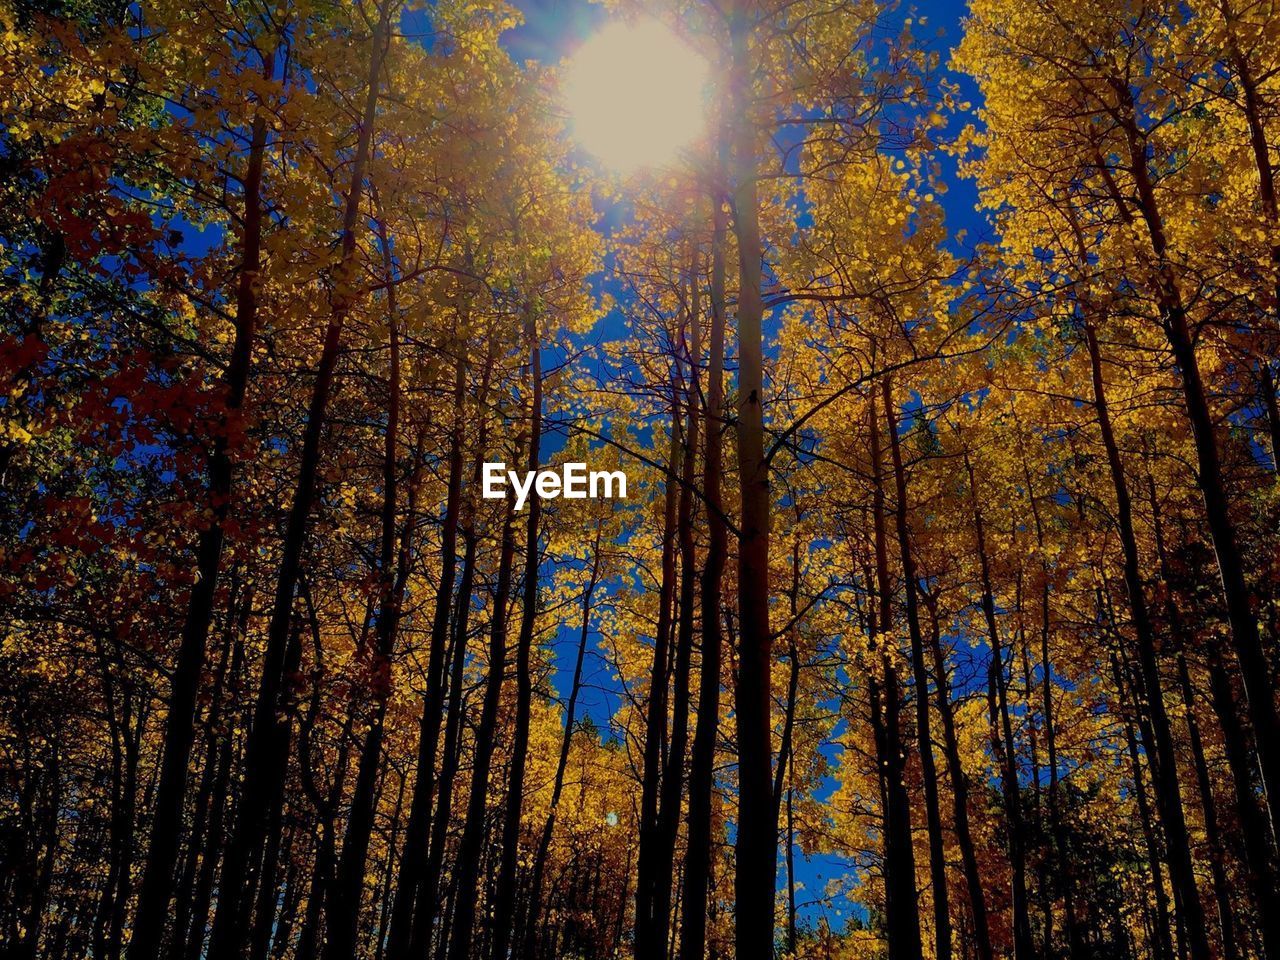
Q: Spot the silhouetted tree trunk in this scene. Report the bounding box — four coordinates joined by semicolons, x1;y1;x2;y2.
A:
635;412;681;960
411;343;499;958
446;489;518;960
870;392;923;960
883;376;951;960
963;450;1033;960
294;580;355;960
1146;471;1280;960
921;589;993;960
523;522;603;957
383;337;468;960
492;317;545;960
681;194;727;960
324;199;426;960
1112;653;1175;960
1084;318;1210;960
128;42;277;959
728;3;776;954
169;590;242;960
207;7;393;956
183;614;248;960
1101;114;1280;837
652;273;701;959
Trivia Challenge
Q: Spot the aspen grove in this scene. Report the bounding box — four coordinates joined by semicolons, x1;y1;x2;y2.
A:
2;0;1280;959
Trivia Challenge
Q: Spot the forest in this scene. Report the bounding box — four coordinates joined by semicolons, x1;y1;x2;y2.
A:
2;0;1279;958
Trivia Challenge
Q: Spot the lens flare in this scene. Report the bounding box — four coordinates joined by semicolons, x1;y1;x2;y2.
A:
564;20;709;174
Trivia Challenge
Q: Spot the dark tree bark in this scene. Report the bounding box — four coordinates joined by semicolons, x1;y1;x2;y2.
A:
127;43;276;959
635;418;680;960
446;490;518;960
921;590;994;960
492;319;545;960
411;343;499;957
1112;654;1176;960
1146;471;1280;960
1083;318;1210;960
651;272;701;960
183;612;248;960
1173;651;1240;960
206;7;393;956
522;523;603;958
169;589;241;960
870;393;923;960
383;340;468;960
681;193;727;960
1100;110;1280;838
728;4;776;954
323;198;426;960
882;377;951;960
963;451;1033;960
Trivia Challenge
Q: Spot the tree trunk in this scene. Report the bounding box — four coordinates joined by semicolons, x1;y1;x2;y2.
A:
652;273;701;959
383;342;468;960
681;193;727;960
882;377;951;960
921;591;993;960
324;201;425;960
1084;319;1210;959
1174;651;1240;960
411;344;499;957
446;491;518;960
522;524;603;957
1112;654;1176;960
127;46;275;959
1106;106;1280;837
492;320;545;960
635;418;680;960
1147;470;1280;960
727;2;776;953
206;8;392;956
963;451;1033;960
870;394;923;960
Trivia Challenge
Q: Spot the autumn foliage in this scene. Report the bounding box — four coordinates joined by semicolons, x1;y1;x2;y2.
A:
2;1;1279;959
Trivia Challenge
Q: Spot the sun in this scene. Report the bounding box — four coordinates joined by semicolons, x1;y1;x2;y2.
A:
564;20;709;175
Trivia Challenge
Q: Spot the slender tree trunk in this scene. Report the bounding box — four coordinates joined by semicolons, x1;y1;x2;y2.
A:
169;596;240;960
727;3;776;953
412;344;498;957
1208;649;1280;950
522;524;603;958
1219;0;1280;407
1113;654;1176;960
635;420;680;960
446;491;518;960
1104;111;1280;837
1084;319;1210;959
1041;596;1083;960
383;341;468;960
652;275;702;959
184;619;247;960
324;202;423;960
883;377;951;960
681;194;727;960
963;451;1033;960
207;9;392;956
870;394;923;960
127;47;276;959
922;592;994;960
1173;651;1240;960
492;321;544;960
1147;472;1280;960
